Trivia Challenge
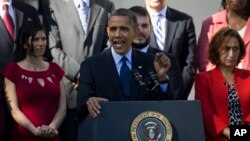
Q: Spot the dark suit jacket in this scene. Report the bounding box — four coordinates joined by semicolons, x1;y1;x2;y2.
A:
147;47;184;99
0;1;39;95
195;67;250;141
76;48;171;120
0;1;38;140
150;7;197;99
0;1;39;75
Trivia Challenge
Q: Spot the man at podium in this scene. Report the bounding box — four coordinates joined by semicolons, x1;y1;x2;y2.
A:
76;8;172;120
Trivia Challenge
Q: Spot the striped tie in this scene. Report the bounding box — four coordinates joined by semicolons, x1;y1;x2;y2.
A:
78;0;88;33
154;14;164;50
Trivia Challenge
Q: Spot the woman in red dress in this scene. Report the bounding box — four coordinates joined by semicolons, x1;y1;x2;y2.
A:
3;21;66;141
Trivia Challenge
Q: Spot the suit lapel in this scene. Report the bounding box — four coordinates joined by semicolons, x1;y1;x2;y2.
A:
149;33;158;49
85;1;101;38
104;49;124;98
131;50;143;100
147;47;158;54
0;19;12;42
14;9;24;35
165;8;178;52
8;4;21;50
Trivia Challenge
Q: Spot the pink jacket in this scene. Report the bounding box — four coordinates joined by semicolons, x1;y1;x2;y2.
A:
197;10;250;72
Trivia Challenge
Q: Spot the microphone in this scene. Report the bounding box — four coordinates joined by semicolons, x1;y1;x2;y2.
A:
146;68;161;93
131;69;149;95
131;69;147;87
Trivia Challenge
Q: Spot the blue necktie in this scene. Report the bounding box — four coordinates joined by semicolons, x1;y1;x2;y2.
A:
120;57;131;97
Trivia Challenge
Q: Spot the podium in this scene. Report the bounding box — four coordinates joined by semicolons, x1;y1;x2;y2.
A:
78;100;205;141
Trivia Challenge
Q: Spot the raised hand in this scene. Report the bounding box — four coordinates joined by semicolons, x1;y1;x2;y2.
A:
154;52;171;81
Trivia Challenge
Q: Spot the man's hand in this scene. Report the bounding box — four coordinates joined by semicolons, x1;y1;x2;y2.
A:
154;52;171;81
72;82;79;90
86;97;109;118
72;71;80;90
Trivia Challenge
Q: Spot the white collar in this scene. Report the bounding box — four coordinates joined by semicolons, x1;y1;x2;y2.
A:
111;47;132;66
0;0;12;8
147;6;167;18
140;45;150;53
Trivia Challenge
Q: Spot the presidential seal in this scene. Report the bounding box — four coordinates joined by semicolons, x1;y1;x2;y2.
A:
130;111;172;141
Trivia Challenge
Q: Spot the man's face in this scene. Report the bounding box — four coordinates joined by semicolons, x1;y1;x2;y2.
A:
107;16;137;55
133;15;152;48
145;0;167;12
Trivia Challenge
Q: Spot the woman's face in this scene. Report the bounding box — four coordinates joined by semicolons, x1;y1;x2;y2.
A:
28;30;47;57
226;0;247;11
219;36;240;68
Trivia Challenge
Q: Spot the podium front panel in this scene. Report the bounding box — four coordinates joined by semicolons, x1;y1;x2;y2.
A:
78;100;205;141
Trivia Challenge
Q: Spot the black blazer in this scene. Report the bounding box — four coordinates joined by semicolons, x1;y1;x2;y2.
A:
76;48;171;120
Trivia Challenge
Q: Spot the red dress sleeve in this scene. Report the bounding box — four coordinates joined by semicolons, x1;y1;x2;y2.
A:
50;62;65;81
3;63;17;83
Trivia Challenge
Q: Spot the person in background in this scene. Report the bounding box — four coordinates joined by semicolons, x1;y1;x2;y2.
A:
197;0;250;72
47;0;115;141
0;0;39;140
12;0;51;30
77;8;171;120
13;0;38;9
37;0;50;30
129;6;184;100
195;27;250;141
145;0;197;99
3;21;66;141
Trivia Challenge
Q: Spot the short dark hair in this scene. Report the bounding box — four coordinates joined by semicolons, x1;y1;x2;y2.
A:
221;0;227;9
15;21;52;61
221;0;250;14
109;8;137;28
208;27;246;65
129;6;151;25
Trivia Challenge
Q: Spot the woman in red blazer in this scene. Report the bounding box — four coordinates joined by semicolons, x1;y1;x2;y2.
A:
197;0;250;72
195;27;250;141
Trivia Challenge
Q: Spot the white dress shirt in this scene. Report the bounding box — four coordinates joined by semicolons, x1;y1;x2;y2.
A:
111;47;132;75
